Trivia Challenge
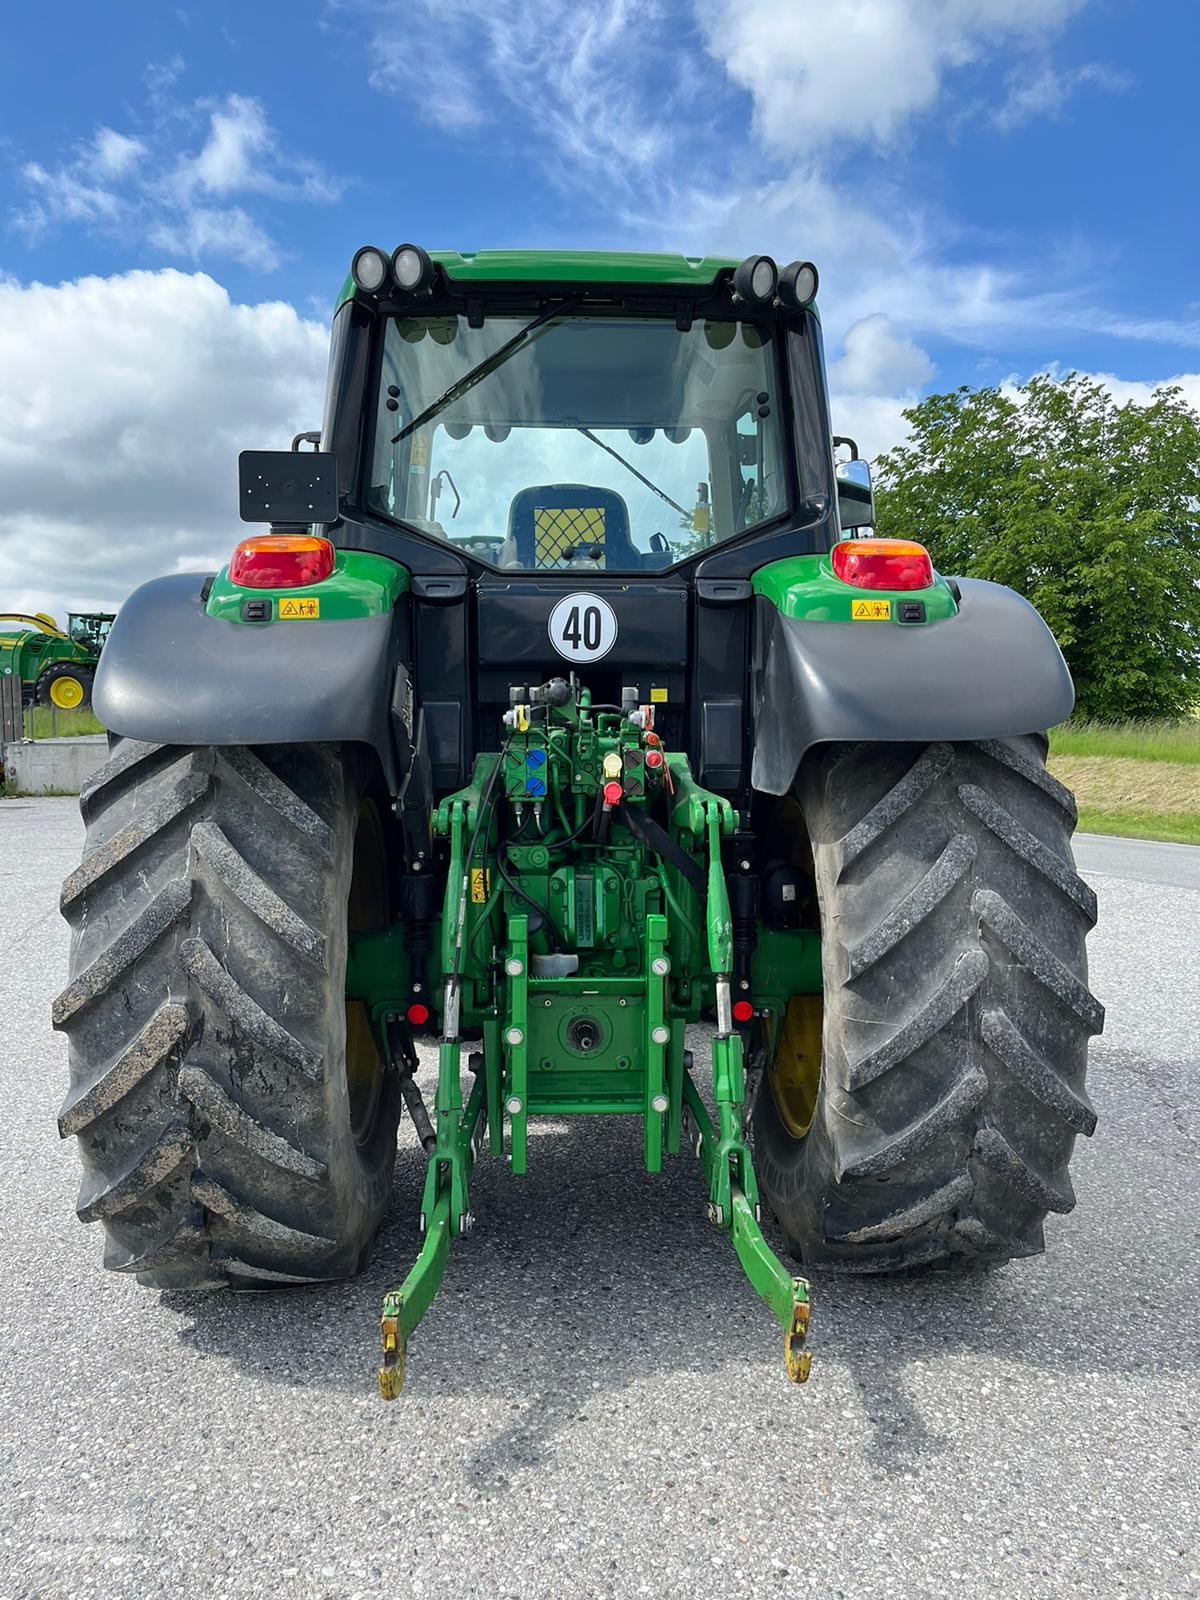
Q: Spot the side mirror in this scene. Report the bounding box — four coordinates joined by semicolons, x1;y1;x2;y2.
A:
836;456;874;532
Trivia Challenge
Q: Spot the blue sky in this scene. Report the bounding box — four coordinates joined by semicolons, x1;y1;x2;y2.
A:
2;0;1198;613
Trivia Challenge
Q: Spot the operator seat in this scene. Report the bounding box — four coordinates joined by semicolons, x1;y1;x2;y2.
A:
500;484;637;568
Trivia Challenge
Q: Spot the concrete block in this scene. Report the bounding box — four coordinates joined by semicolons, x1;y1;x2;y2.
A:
2;735;108;795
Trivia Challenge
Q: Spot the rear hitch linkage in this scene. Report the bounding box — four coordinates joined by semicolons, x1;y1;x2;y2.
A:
376;719;813;1397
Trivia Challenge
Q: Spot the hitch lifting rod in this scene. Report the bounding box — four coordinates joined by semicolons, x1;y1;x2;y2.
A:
399;1074;436;1152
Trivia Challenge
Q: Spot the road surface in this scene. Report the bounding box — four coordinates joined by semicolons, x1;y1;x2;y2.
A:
0;804;1196;1599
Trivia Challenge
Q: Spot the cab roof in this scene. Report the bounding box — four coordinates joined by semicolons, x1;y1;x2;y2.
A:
335;249;740;312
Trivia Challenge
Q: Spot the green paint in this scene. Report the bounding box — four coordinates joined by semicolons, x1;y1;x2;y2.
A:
643;912;669;1172
204;548;409;623
377;1069;486;1398
682;1079;811;1376
344;926;412;1026
522;988;649;1112
374;677;815;1394
752;927;823;1009
435;249;740;285
752;551;959;624
504;911;530;1175
338;250;743;311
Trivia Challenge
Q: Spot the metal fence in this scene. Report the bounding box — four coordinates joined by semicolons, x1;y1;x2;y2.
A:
0;675;21;745
1;688;100;743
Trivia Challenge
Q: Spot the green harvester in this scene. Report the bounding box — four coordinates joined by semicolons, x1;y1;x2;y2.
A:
53;247;1103;1394
1;611;114;710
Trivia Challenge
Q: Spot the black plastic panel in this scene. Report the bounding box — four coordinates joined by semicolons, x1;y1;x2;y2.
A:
750;578;1076;794
692;579;752;797
423;701;463;788
413;584;471;791
336;511;469;577
700;699;744;791
94;574;403;788
238;451;339;524
476;579;688;670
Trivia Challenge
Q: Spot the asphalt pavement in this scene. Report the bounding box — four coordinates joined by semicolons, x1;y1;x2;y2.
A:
1;802;1197;1600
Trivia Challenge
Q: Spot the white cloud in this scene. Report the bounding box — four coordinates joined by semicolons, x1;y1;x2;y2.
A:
16;160;123;236
351;0;698;191
93;127;146;178
1027;365;1200;415
698;0;1089;151
11;93;342;270
0;270;328;617
828;392;921;462
145;54;185;106
349;0;1173;394
172;93;343;204
829;314;935;395
991;60;1131;131
16;126;155;239
826;315;935;458
186;94;272;193
348;0;1122;210
149;206;277;270
840;364;1200;467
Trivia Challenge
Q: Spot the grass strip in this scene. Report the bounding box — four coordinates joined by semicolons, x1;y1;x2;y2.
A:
1048;718;1200;765
1073;808;1200;847
24;708;105;739
1049;749;1200;847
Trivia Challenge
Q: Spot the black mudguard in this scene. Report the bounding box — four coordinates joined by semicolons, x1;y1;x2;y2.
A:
751;576;1075;795
94;574;407;790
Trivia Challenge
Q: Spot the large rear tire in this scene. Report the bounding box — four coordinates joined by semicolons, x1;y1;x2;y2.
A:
53;739;402;1288
752;736;1104;1272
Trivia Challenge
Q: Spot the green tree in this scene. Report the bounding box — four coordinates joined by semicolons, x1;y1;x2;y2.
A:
873;374;1200;719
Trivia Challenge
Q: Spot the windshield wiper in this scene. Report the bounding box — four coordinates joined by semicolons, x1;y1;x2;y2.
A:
390;298;582;445
576;426;690;518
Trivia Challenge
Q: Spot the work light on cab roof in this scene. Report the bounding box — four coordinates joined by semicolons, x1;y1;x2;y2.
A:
344;244;818;309
350;244;390;295
391;243;435;294
780;259;819;306
351;242;436;298
733;254;778;303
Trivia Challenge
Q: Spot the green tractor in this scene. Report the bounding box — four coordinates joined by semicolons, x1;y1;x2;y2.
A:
53;247;1103;1394
1;611;114;710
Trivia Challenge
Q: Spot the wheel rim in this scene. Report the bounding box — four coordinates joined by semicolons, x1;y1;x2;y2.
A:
344;999;384;1145
345;797;389;1146
767;993;823;1139
49;675;85;709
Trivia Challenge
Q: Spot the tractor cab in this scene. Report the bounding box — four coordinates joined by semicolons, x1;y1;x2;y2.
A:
365;301;793;570
312;248;859;806
66;613;115;653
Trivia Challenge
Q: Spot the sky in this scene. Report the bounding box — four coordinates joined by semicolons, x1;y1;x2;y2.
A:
2;0;1198;616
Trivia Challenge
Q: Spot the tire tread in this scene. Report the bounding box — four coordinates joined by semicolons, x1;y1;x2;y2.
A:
54;739;399;1289
754;735;1102;1273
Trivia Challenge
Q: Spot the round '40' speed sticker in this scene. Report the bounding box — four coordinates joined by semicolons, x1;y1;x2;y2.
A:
547;593;618;664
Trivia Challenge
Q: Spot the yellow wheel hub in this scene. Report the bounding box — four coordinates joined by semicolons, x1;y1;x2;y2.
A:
768;993;823;1139
49;675;85;709
344;998;384;1144
345;798;389;1146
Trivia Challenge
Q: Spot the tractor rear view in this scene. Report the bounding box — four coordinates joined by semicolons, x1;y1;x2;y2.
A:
53;247;1102;1392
